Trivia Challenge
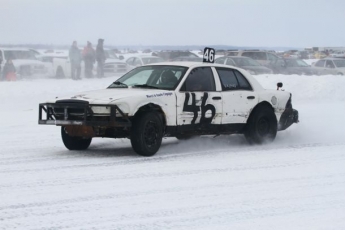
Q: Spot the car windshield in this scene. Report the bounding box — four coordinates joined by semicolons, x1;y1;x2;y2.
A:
333;59;345;68
108;65;188;90
286;59;309;67
4;50;37;60
142;57;164;65
232;57;261;67
105;50;119;59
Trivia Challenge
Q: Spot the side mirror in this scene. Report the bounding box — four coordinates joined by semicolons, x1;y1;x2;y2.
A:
277;82;283;90
119;55;124;60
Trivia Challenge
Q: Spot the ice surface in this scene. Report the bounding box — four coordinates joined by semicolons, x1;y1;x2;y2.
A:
0;73;345;229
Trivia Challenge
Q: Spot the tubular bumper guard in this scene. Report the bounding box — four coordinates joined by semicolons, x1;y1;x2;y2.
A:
38;102;131;127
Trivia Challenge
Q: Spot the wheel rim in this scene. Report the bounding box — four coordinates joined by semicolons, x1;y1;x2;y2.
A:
144;121;158;147
257;117;270;136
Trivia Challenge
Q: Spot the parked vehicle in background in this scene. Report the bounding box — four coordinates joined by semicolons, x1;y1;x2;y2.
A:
313;58;345;75
126;55;164;70
215;56;272;75
226;50;280;67
330;51;345;58
269;57;320;75
152;50;199;61
53;48;128;78
171;56;203;62
0;48;52;77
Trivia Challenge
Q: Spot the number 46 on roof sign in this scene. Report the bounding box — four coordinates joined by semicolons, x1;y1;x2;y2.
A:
203;47;215;63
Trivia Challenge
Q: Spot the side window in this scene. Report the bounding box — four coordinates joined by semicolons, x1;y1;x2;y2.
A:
134;58;142;66
216;68;239;90
315;60;325;67
242;52;266;60
182;67;215;91
267;53;278;62
234;70;252;90
326;60;335;68
215;57;225;64
126;57;134;65
216;68;252;91
226;58;236;66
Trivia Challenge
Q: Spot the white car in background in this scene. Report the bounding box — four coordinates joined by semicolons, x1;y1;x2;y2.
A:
126;55;164;70
313;58;345;75
53;48;128;78
0;48;52;77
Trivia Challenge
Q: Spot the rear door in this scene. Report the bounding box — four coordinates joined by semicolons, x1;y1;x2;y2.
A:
215;67;258;124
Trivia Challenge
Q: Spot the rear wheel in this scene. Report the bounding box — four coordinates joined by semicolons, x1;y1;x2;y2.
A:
244;105;277;144
61;127;92;150
130;112;163;157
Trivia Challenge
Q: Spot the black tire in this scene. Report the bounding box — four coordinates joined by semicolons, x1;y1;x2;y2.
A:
61;127;92;150
130;112;163;157
56;66;65;79
244;105;277;144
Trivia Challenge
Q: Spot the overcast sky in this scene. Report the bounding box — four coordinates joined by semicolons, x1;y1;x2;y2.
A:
0;0;344;48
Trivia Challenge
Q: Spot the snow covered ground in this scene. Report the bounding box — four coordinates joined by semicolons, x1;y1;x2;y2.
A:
1;73;345;229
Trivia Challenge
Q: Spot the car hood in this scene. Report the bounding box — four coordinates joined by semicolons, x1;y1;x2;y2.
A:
12;59;45;66
105;58;126;64
53;88;171;104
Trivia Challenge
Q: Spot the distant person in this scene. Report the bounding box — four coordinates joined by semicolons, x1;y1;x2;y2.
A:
0;50;3;75
83;41;96;78
69;41;82;80
2;59;16;81
96;38;106;78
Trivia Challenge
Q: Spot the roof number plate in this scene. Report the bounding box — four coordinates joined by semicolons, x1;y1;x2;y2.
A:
203;47;215;63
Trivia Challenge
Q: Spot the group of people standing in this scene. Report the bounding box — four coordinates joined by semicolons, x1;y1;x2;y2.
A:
69;38;106;80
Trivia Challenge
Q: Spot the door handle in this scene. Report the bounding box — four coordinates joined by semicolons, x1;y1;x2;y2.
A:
247;96;255;99
212;96;222;100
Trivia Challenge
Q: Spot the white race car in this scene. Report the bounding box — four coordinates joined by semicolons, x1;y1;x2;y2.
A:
39;49;299;156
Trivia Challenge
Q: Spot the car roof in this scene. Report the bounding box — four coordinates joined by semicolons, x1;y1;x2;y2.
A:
0;47;31;51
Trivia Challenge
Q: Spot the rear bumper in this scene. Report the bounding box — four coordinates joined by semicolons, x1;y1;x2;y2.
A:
278;108;299;131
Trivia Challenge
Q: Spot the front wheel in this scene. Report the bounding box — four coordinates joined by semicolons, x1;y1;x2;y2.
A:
130;112;163;157
244;105;277;144
61;127;92;150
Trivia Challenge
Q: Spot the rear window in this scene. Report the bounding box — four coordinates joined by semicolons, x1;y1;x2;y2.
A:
216;67;252;91
242;52;266;60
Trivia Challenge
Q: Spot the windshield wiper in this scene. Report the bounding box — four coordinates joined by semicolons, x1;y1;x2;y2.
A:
111;81;128;87
132;84;160;89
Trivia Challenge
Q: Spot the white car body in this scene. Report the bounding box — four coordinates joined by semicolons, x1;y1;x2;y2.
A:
39;62;298;156
0;48;52;77
313;58;345;75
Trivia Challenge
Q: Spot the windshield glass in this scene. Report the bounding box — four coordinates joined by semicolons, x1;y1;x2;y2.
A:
105;50;119;59
142;57;164;65
286;59;309;67
296;59;309;67
333;59;345;67
108;65;188;90
4;50;37;60
232;57;261;66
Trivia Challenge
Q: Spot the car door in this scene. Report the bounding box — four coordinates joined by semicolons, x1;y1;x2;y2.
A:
313;59;326;75
176;67;222;128
215;67;258;124
324;60;337;75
